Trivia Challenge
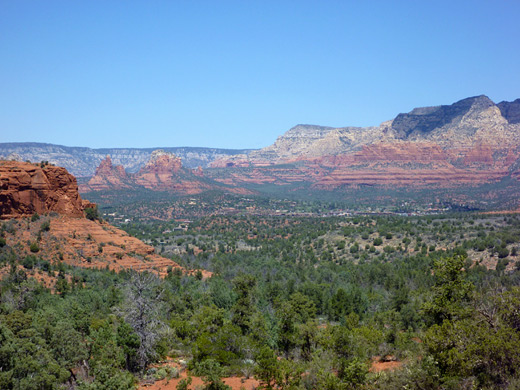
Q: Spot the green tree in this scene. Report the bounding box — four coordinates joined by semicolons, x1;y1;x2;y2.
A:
422;255;473;324
255;346;278;390
231;275;256;334
194;359;231;390
85;206;101;222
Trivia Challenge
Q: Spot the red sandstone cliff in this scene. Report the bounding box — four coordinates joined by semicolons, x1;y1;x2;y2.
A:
0;160;209;277
0;161;92;219
206;141;520;189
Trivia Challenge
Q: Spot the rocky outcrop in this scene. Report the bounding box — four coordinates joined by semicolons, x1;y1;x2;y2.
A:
134;150;189;190
0;161;91;219
83;156;132;191
391;95;496;138
0;160;210;277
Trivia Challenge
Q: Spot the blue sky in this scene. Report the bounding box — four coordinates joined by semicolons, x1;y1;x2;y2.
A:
1;1;519;149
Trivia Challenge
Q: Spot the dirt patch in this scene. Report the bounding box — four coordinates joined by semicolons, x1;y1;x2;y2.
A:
140;370;259;390
370;356;404;373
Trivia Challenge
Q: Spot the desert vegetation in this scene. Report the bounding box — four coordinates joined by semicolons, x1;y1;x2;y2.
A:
2;202;520;389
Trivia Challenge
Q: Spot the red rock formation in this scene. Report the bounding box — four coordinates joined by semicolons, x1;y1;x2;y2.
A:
207;141;520;189
139;150;182;174
134;150;210;192
193;166;204;177
0;160;210;277
462;144;495;165
82;156;132;191
0;161;90;219
83;150;254;195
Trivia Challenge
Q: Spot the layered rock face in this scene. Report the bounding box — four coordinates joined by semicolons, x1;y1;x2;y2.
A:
209;95;520;189
0;161;91;219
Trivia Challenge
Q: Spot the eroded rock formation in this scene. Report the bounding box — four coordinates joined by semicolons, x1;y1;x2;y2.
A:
0;161;90;219
84;155;132;191
83;150;253;195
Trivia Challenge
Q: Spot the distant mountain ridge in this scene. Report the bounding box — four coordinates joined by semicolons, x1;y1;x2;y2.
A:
208;95;520;191
212;95;520;168
0;143;254;177
3;95;520;197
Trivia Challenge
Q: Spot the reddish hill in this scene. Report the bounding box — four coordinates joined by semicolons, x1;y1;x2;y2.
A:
0;160;209;278
0;215;208;277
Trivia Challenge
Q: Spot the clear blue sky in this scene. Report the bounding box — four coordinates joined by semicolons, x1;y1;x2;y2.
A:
1;0;519;149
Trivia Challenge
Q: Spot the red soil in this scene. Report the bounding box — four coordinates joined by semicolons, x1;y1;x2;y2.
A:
369;356;404;373
139;361;259;390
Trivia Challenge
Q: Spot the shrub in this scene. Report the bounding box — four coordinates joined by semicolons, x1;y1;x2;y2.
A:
85;206;100;221
498;247;510;259
176;377;192;390
40;220;50;232
22;255;37;269
384;245;394;254
29;242;40;253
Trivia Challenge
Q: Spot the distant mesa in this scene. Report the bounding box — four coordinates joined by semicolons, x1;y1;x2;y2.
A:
208;95;520;189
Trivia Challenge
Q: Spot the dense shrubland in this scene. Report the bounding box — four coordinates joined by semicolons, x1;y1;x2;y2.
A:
1;212;520;389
